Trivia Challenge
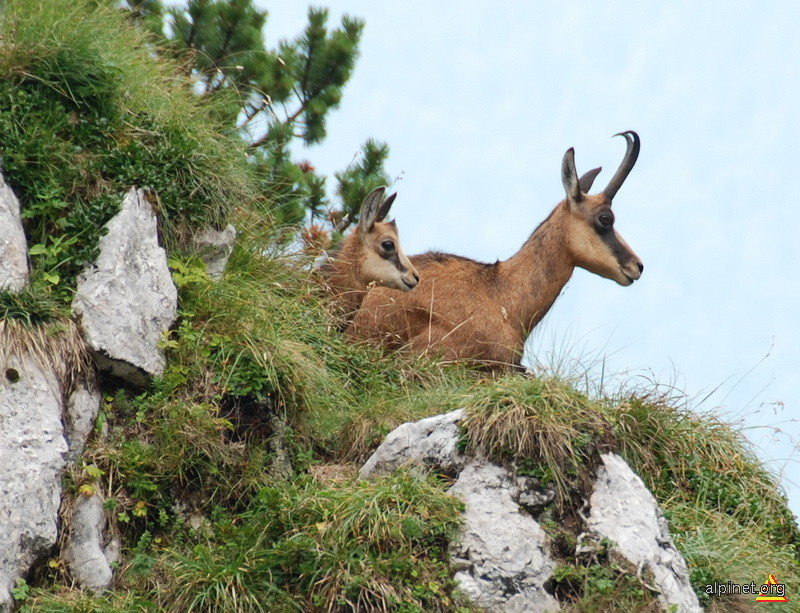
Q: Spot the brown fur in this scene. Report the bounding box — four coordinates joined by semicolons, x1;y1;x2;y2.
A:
346;133;644;372
319;188;418;323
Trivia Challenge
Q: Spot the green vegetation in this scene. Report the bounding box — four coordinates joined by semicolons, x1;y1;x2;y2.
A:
611;389;800;609
460;377;615;506
158;472;465;612
2;1;798;612
0;0;257;295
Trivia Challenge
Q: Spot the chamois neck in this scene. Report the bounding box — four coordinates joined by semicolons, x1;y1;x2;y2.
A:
498;202;575;338
324;234;367;317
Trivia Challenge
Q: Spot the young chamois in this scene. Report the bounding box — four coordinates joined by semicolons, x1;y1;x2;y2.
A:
347;131;644;371
319;187;419;323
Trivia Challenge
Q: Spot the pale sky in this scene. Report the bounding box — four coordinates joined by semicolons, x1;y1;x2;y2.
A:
259;1;800;518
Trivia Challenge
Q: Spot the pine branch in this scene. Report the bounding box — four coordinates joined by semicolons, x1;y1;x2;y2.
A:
242;98;268;125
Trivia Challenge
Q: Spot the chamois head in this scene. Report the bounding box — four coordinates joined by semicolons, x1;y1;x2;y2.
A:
353;187;419;292
560;130;643;286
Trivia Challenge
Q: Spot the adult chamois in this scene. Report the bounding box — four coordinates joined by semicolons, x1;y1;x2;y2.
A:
347;132;643;371
318;187;419;323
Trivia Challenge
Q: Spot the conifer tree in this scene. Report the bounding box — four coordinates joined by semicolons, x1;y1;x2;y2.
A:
123;0;391;232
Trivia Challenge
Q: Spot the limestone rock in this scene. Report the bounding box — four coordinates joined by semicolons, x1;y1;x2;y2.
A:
449;461;560;612
359;409;466;478
194;224;236;281
0;173;29;292
72;188;177;386
64;378;102;463
0;353;67;612
589;453;702;612
63;490;118;593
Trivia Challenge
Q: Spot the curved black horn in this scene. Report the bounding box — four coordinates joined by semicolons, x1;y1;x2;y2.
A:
602;130;640;200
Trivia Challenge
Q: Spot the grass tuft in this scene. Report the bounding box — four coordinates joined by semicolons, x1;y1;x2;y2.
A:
666;502;799;610
608;384;800;550
461;375;616;505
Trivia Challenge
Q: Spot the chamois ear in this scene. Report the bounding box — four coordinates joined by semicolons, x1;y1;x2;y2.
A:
374;192;397;223
358;186;387;233
578;167;602;194
561;148;582;205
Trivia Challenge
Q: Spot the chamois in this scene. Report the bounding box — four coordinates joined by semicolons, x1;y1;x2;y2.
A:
319;187;419;323
347;131;643;371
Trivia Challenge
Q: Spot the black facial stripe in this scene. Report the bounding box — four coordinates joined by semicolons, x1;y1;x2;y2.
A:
597;230;632;264
381;250;406;271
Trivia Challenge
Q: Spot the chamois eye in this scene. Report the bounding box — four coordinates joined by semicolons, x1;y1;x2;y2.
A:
381;240;395;252
597;212;614;228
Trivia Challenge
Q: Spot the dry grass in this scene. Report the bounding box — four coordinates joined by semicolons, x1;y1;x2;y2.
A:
0;317;94;399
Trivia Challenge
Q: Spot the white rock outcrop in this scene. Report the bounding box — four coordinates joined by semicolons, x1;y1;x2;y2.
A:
589;453;702;612
64;378;102;463
0;342;104;611
449;461;560;612
0;353;68;612
359;409;467;478
360;409;559;612
361;410;701;613
1;179;184;603
0;173;29;292
72;188;177;386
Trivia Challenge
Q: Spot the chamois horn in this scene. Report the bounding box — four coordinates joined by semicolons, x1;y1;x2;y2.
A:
602;130;640;201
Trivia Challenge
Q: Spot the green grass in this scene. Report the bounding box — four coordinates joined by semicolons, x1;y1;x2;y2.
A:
609;386;800;549
163;222;482;463
0;284;65;326
16;228;800;612
81;232;796;610
10;217;796;611
153;472;465;613
460;375;615;505
455;372;800;608
551;553;662;612
666;502;799;610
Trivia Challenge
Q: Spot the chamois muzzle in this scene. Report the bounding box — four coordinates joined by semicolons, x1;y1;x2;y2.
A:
620;258;644;285
400;270;420;290
602;131;640;200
